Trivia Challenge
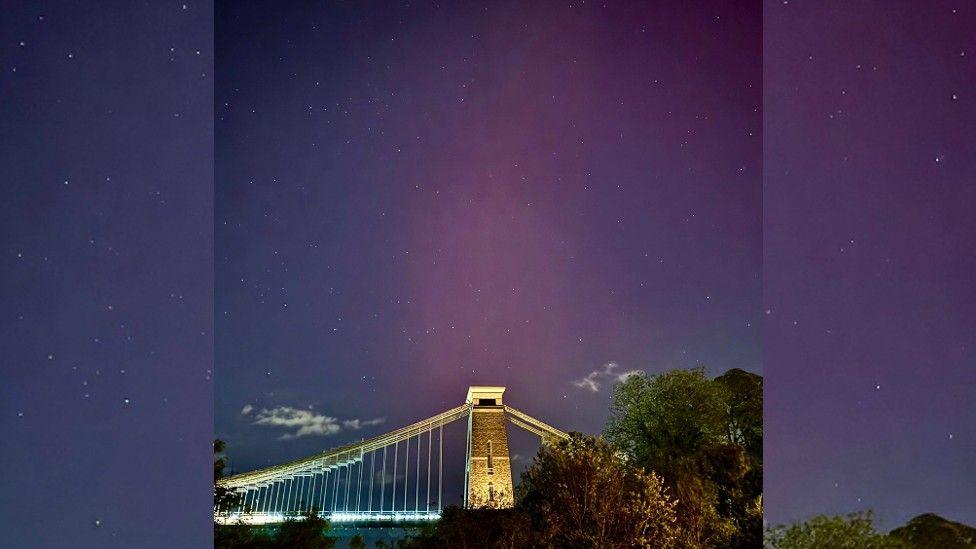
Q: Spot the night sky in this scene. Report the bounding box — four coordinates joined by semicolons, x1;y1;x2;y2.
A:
765;0;976;530
0;1;213;547
215;0;760;508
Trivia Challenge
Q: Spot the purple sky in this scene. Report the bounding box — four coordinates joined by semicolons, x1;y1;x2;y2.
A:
215;0;760;508
0;1;213;547
764;0;976;529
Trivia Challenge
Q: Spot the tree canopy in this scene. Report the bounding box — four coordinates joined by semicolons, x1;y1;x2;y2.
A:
888;513;976;549
764;511;906;549
605;367;763;548
214;439;244;516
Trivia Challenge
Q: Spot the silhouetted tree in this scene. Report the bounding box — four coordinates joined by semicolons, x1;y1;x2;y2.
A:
764;511;907;549
214;439;244;515
715;369;763;462
274;509;335;548
889;513;976;549
403;506;527;548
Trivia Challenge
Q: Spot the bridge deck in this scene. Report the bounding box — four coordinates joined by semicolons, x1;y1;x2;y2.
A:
215;510;441;526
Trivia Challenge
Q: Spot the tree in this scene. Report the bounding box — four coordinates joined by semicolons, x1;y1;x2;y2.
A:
403;506;528;548
605;367;763;548
715;368;763;463
214;439;244;516
518;434;679;548
606;368;727;469
764;511;908;549
888;513;976;549
274;509;336;548
714;368;763;548
348;534;367;549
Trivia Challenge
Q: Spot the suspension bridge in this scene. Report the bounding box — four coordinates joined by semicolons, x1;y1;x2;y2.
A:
215;386;568;525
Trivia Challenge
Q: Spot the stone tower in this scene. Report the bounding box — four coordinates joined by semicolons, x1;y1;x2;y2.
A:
464;386;514;508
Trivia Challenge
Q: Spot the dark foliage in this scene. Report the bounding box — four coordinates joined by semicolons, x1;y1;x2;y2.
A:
402;506;527;549
764;511;902;549
274;510;336;548
215;439;244;515
766;511;976;549
889;513;976;549
214;511;335;549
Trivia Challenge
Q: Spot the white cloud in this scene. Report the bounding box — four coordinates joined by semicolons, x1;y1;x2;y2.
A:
248;406;385;440
342;417;385;430
252;406;341;439
573;373;601;392
572;362;643;393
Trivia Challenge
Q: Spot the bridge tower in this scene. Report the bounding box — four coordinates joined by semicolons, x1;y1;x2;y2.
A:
464;386;514;509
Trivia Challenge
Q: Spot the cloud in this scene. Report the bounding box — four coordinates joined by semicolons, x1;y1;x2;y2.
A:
247;405;386;440
342;417;385;430
616;369;642;383
252;406;342;439
572;362;643;393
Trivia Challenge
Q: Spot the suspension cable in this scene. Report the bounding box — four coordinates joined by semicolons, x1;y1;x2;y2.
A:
415;433;420;511
380;446;386;512
392;441;398;512
326;474;331;514
346;464;351;512
403;436;410;512
439;420;443;512
357;448;364;513
368;451;375;512
332;464;339;513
